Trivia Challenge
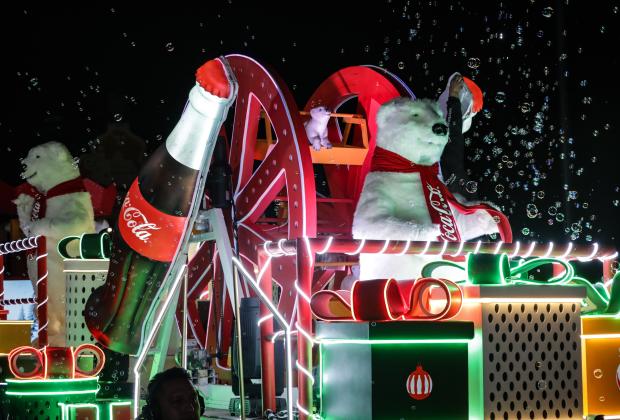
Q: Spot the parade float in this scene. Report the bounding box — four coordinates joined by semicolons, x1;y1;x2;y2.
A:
0;55;619;420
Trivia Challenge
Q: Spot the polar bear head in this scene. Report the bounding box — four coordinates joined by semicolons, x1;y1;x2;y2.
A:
375;98;449;166
309;105;331;123
20;141;80;193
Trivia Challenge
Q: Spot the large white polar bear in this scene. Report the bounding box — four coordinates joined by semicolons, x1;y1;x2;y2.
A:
352;98;502;281
13;141;95;345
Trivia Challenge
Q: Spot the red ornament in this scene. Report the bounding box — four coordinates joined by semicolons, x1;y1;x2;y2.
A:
406;365;433;400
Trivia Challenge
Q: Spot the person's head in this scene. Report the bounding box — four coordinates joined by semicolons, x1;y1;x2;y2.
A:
140;367;201;420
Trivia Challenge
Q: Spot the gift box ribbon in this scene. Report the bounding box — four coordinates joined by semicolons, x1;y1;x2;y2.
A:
421;253;620;315
310;277;463;322
57;229;112;259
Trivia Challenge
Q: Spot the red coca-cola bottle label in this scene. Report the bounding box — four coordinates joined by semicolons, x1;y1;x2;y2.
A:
119;180;187;262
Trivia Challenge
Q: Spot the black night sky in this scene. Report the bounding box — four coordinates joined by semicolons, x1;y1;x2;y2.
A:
1;3;619;255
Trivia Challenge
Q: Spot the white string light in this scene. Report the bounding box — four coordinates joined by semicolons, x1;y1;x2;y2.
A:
295;281;312;304
257;314;274;326
397;240;411;255
316;236;334;255
435;240;449;257
522;241;536;259
509;241;521;259
418;240;431;256
296;360;315;385
270;330;286;343
599;251;619;261
559;242;573;259
472;240;482;254
378;240;390;254
345;239;366;255
577;242;599;262
493;241;504;255
449;241;464;258
542;242;554;258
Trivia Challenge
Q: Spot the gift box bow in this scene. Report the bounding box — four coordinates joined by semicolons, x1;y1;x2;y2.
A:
58;229;112;260
310;277;463;322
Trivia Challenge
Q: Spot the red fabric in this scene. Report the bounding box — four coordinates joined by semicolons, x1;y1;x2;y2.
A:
309;278;463;322
21;177;87;220
196;59;230;98
370;147;512;243
463;77;483;113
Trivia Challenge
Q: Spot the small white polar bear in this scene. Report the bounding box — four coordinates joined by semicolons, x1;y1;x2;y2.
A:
305;106;333;151
13;141;95;345
352;98;502;281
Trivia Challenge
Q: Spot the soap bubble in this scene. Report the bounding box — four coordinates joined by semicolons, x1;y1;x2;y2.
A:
542;7;554;18
467;57;480;69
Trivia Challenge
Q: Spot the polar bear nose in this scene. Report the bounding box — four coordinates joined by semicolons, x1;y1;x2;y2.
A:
432;123;448;136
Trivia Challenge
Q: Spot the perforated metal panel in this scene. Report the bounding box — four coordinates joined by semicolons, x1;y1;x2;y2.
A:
482;302;583;420
64;259;108;346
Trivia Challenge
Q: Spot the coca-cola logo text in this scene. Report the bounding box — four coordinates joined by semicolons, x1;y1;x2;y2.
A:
122;197;161;242
426;182;459;241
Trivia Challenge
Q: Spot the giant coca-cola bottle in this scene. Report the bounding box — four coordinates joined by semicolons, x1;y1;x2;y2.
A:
85;58;237;354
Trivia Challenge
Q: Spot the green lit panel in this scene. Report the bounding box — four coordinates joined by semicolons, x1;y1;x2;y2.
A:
318;321;472;420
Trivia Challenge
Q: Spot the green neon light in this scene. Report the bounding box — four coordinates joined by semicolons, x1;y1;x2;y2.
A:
59;403;100;420
319;338;470;345
6;389;98;396
109;401;132;420
5;377;99;395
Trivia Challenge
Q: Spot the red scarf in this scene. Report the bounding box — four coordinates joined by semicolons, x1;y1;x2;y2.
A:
22;177;87;220
370;147;512;243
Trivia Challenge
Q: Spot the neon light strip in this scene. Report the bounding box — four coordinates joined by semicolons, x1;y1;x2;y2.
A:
397;240;411;255
378;240;390;254
604;415;620;419
581;333;620;340
296;360;315;384
295;322;317;345
465;297;583;303
319;339;470;345
270;330;285;343
59;403;100;420
577;242;599;262
133;266;187;418
257;314;273;326
560;242;573;259
599;251;619;261
472;240;482;254
295;281;311;304
6;389;98;396
449;241;464;257
232;257;294;420
522;241;536;258
436;241;449;257
297;400;311;417
542;242;554;258
345;239;365;255
509;241;521;259
277;238;295;256
316;237;334;254
418;241;431;256
109;401;132;420
493;241;503;255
